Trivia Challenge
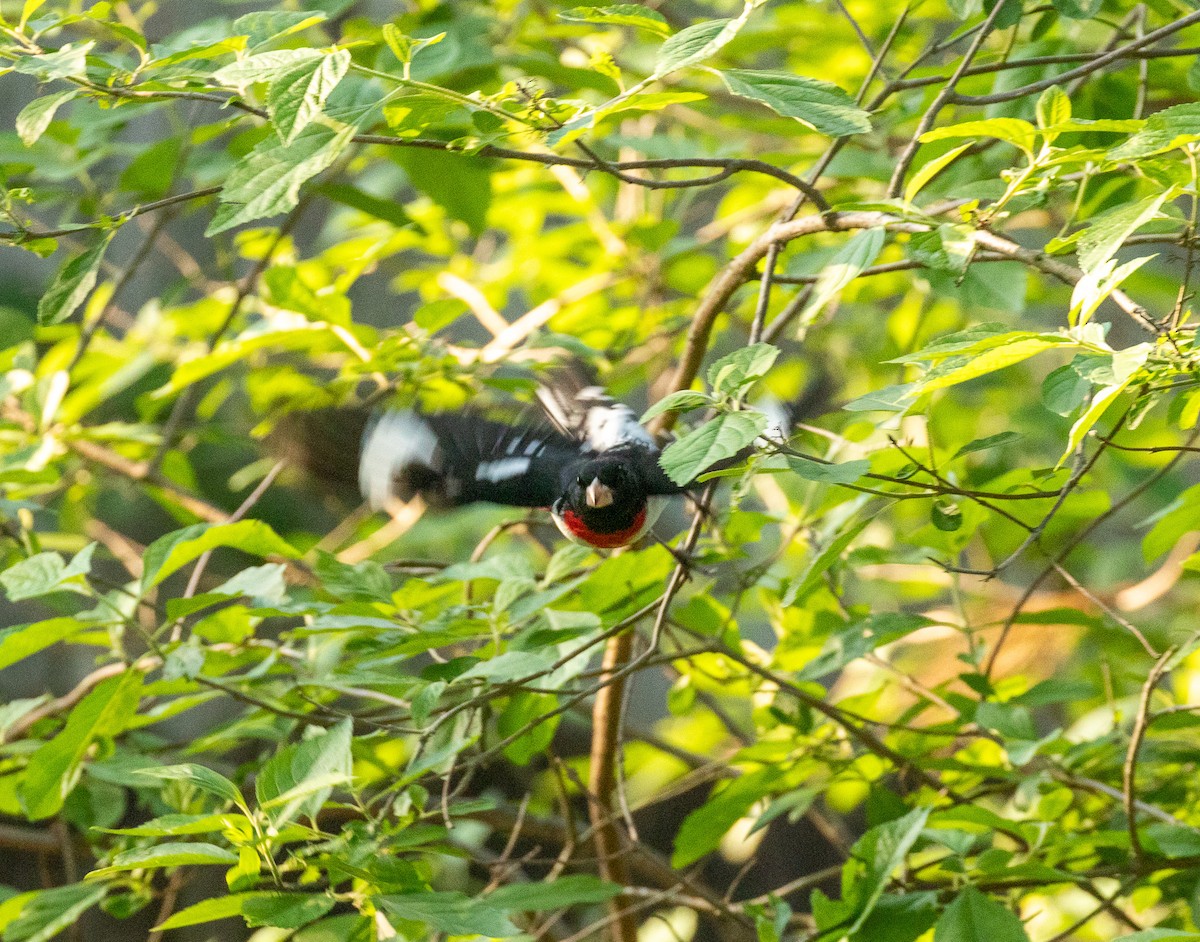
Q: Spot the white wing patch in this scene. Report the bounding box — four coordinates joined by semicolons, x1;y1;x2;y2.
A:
585;403;653;451
358;411;439;510
475;456;531;483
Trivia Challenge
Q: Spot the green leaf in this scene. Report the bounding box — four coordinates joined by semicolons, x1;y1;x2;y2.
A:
931;498;962;531
0;696;49;741
242;893;336;930
782;508;876;605
1;544;94;601
905;142;973;204
3;883;108;942
920;118;1037;156
498;690;559;765
392;148;494;236
21;670;143;820
1041;362;1091;416
720;70;872;136
843;382;918;413
593;91;707;122
91;842;239;877
154;895;244;931
559;5;671;34
1069;254;1155;326
19;0;47;30
486;875;621;911
1035;85;1071;130
659;411;767;486
845;807;930;933
1060;346;1149;466
316;182;418;228
268;49;351;145
933;886;1030;942
907;224;974;274
255;719;353;826
207;123;355;236
707;343;780;397
15;90;75;146
0;618;90;671
1076;191;1174;273
952;431;1022;459
653;1;766;76
263;265;351;325
906;333;1077;396
10;42;93;81
376;893;518;937
655;19;730;74
798;613;934;680
213;49;323;88
549;91;707;146
640;390;713;423
381;26;445;66
212;563;288;604
1108;103;1200;159
1145;823;1200;858
132;763;245;807
141;521;298;591
37;232;114;326
233;10;327;48
785;455;869;486
985;0;1024;30
312;551;394;603
459;650;554;683
798;227;886;326
673;767;784;867
99;812;245;837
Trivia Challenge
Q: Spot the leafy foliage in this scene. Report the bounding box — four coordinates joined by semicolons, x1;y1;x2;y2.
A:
0;1;1199;941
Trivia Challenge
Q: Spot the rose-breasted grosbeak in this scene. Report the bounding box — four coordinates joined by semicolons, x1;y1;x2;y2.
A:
357;388;686;550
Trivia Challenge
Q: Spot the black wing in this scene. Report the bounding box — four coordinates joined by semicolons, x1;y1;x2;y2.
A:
609;444;687;496
359;411;588;510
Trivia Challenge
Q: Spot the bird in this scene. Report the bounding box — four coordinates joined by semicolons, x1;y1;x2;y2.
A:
356;386;686;550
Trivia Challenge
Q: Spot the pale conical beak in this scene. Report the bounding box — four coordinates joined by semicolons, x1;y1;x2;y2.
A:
585;478;614;508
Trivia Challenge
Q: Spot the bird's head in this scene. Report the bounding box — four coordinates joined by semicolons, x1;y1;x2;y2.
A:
556;457;650;547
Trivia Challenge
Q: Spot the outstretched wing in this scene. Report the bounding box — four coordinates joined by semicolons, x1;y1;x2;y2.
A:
535;368;655;451
359;411;587;510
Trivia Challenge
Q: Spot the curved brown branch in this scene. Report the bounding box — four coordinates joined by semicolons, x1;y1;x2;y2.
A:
648;210;927;434
648;209;1162;435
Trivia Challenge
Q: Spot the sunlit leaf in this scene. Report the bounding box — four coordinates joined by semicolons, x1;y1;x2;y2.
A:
15;90;75;146
267;50;351;144
141;521;298;590
207;123;355;235
933;887;1029;942
659;411;767;485
21;670;143;820
921;118;1037;156
559;5;670;34
798;227;886;327
37;233;114;326
720;70;872;136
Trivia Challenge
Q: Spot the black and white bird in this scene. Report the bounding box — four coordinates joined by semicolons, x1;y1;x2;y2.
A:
357;386;686;550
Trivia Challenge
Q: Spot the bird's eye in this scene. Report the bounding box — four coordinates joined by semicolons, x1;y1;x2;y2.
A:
576;475;588;487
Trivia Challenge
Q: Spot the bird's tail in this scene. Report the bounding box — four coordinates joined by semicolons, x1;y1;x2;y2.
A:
266;407;369;494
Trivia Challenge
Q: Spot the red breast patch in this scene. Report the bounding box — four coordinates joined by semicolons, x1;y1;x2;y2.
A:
561;506;648;549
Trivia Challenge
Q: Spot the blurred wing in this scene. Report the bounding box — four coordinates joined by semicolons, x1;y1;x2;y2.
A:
534;363;603;439
359;411;586;510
